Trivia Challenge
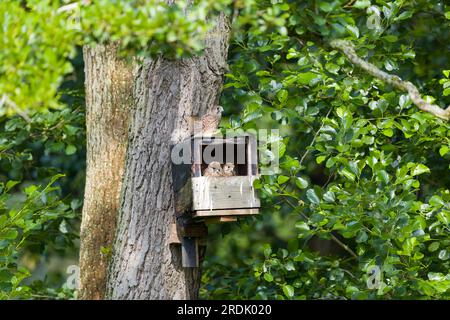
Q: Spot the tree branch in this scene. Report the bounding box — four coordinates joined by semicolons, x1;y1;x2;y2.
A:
330;39;450;121
0;95;31;122
282;197;358;260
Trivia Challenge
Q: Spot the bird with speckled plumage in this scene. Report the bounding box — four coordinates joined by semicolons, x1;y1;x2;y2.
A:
222;163;236;177
203;161;224;177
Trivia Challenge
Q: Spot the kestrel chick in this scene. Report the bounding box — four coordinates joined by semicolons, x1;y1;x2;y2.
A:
203;161;224;177
222;163;236;177
201;105;223;136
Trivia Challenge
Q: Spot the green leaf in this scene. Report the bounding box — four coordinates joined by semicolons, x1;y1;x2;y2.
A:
428;242;440;252
306;189;320;205
346;25;359;38
412;164;430;176
401;237;417;256
277;175;290;184
396;11;413;21
285;261;295;271
5;180;20;192
361;135;374;145
59;220;68;234
356;231;368;243
263;273;274;282
263;244;272;258
382;128;394;137
340;168;356;181
316;156;326;164
295;221;310;232
376;170;390;184
277;89;288;104
297;72;318;85
438;250;449;261
65;144;77;155
353;0;371;9
282;284;295;298
429;195;444;207
295;177;308;189
323;191;335;203
0;229;18;240
439;145;449;156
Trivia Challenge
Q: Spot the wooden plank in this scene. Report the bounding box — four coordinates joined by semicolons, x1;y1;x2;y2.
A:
168;222;207;244
183;223;208;238
204;216;238;224
200;136;247;146
181;237;199;268
168;223;181;244
247;134;258;175
194;208;259;217
173;180;193;216
192;176;260;210
193;137;202;178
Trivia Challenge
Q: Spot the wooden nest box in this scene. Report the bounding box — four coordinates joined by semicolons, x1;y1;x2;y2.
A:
171;133;260;223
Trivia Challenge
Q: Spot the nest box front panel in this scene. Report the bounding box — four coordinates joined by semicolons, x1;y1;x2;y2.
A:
191;176;260;211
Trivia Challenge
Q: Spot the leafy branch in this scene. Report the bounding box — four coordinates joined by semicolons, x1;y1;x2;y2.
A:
330;39;450;121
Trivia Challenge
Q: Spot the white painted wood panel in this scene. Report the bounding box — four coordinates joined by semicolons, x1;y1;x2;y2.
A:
191;176;260;211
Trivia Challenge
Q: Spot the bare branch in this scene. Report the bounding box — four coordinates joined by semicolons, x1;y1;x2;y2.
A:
330;39;450;121
0;95;31;122
57;0;91;13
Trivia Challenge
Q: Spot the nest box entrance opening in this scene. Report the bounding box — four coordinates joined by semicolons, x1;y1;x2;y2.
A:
192;135;258;178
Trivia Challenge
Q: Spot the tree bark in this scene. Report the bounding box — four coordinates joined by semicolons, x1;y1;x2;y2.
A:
79;43;137;300
105;14;230;299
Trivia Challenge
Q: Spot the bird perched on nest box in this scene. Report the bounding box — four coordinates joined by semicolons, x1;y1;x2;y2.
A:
192;105;223;136
203;161;224;177
222;163;236;177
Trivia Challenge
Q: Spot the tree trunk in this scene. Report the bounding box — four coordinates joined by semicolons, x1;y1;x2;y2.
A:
79;43;137;300
106;14;230;299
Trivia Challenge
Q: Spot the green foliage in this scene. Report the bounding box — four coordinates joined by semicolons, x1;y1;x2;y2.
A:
0;174;78;299
0;104;84;299
2;0;450;300
1;0;230;113
202;0;450;300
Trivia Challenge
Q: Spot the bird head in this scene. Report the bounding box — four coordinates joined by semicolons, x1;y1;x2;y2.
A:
209;161;222;173
223;162;235;173
207;105;223;116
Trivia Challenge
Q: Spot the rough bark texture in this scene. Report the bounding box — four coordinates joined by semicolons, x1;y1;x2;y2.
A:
106;15;230;299
79;43;137;300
